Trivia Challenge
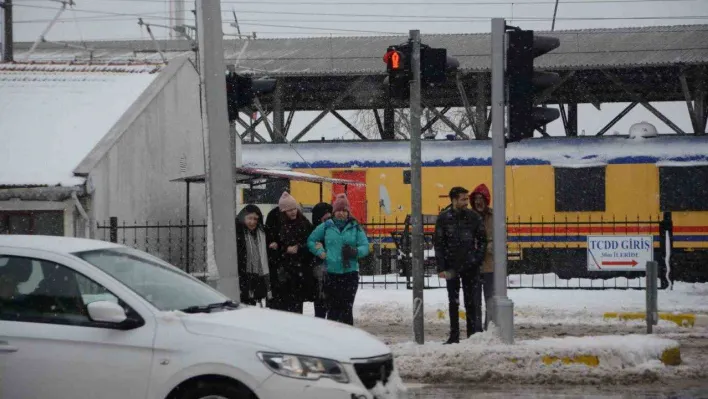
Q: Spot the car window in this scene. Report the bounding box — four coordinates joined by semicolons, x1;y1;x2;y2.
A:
0;255;121;326
75;247;229;311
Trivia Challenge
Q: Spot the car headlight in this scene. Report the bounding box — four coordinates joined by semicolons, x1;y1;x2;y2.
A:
257;352;349;383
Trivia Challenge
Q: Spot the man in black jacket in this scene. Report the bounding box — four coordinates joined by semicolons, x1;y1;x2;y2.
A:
434;186;487;344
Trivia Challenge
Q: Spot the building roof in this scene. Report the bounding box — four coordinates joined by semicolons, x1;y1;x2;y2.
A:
10;24;708;76
0;186;85;202
0;64;162;186
171;166;366;186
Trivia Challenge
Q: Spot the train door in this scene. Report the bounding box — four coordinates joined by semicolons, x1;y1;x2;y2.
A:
332;170;367;223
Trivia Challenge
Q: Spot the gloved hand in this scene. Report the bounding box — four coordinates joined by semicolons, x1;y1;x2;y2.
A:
342;244;358;259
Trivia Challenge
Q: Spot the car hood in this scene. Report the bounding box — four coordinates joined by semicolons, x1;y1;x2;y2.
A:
178;306;391;362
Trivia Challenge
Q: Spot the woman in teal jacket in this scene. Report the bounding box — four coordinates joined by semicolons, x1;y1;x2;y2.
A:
307;194;369;325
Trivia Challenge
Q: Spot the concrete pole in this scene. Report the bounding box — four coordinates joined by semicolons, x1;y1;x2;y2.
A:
196;0;240;301
409;29;425;345
2;0;13;62
491;18;514;344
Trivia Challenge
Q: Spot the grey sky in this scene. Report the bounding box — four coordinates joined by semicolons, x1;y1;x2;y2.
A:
5;0;708;140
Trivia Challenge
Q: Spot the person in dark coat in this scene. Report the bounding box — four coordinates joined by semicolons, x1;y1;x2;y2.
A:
270;192;315;314
236;205;272;306
310;202;333;319
264;206;282;310
434;186;487;344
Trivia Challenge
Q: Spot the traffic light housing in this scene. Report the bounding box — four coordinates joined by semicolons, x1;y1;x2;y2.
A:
506;28;561;142
383;42;459;100
225;72;277;121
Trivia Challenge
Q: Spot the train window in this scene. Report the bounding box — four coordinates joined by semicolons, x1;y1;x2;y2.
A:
554;167;606;212
403;170;411;185
659;166;708;211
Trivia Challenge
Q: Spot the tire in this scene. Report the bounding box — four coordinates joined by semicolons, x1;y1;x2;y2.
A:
175;380;256;399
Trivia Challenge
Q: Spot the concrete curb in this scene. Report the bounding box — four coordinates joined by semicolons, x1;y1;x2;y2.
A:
603;312;708;328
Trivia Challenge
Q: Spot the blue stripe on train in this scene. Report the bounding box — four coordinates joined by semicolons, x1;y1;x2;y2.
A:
289;155;708;169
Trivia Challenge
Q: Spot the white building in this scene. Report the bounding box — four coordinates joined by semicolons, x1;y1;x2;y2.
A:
0;54;207;270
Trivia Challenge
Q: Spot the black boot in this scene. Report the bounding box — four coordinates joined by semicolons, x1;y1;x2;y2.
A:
443;333;460;345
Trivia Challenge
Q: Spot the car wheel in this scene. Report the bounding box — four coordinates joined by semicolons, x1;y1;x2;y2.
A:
176;381;257;399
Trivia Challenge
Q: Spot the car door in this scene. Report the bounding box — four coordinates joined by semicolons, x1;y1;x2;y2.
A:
0;339;18;390
0;247;156;399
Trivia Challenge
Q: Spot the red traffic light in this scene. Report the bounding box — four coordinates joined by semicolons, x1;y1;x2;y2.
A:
383;49;403;70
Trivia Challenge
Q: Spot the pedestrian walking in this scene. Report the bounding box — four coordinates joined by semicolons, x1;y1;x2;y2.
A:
434;186;487;344
307;194;369;326
235;205;272;306
270;192;315;314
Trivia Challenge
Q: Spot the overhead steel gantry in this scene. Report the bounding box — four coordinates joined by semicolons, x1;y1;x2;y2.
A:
225;25;707;142
8;24;708;141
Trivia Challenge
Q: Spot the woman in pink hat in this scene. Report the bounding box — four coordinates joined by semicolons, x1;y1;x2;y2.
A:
307;194;369;326
269;191;314;314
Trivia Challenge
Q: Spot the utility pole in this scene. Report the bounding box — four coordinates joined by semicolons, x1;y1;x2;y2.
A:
490;18;514;344
409;29;424;345
196;0;240;301
171;0;186;39
1;0;13;62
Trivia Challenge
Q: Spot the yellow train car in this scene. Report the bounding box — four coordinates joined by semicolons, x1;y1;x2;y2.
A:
242;135;708;282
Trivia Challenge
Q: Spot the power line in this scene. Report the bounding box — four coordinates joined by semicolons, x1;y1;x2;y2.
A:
220;0;703;3
11;2;708;40
16;0;704;4
16;15;708;25
14;3;708;24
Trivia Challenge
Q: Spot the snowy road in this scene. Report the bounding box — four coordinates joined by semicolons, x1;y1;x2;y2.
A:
404;381;708;398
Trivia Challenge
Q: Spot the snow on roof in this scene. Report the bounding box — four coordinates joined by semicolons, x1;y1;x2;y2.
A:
0;65;160;186
12;24;708;76
171;166;366;186
241;136;708;169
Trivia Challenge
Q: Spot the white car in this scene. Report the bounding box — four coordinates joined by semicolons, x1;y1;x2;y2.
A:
0;235;405;399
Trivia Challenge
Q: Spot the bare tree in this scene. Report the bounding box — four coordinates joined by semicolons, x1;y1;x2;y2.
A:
352;107;474;140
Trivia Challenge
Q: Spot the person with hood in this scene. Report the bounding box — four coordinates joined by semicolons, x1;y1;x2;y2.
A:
471;183;494;330
270;192;315;314
434;186;487;344
308;194;369;326
236;205;272;306
310;202;333;319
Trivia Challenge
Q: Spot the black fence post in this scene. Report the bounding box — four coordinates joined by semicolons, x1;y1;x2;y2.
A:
109;217;118;243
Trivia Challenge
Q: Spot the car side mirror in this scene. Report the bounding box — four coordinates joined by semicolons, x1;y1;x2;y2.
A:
87;300;128;324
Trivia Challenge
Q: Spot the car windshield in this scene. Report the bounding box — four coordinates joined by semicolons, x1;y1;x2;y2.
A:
74;247;232;312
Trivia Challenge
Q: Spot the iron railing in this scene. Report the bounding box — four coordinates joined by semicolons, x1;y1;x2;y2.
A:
96;217;207;275
95;212;675;290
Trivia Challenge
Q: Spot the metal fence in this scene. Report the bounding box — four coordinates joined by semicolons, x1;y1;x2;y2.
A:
95;212;672;290
96;217;208;275
357;213;671;290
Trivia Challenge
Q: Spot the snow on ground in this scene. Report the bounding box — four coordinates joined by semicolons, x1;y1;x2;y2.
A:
344;275;708;326
390;327;683;384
